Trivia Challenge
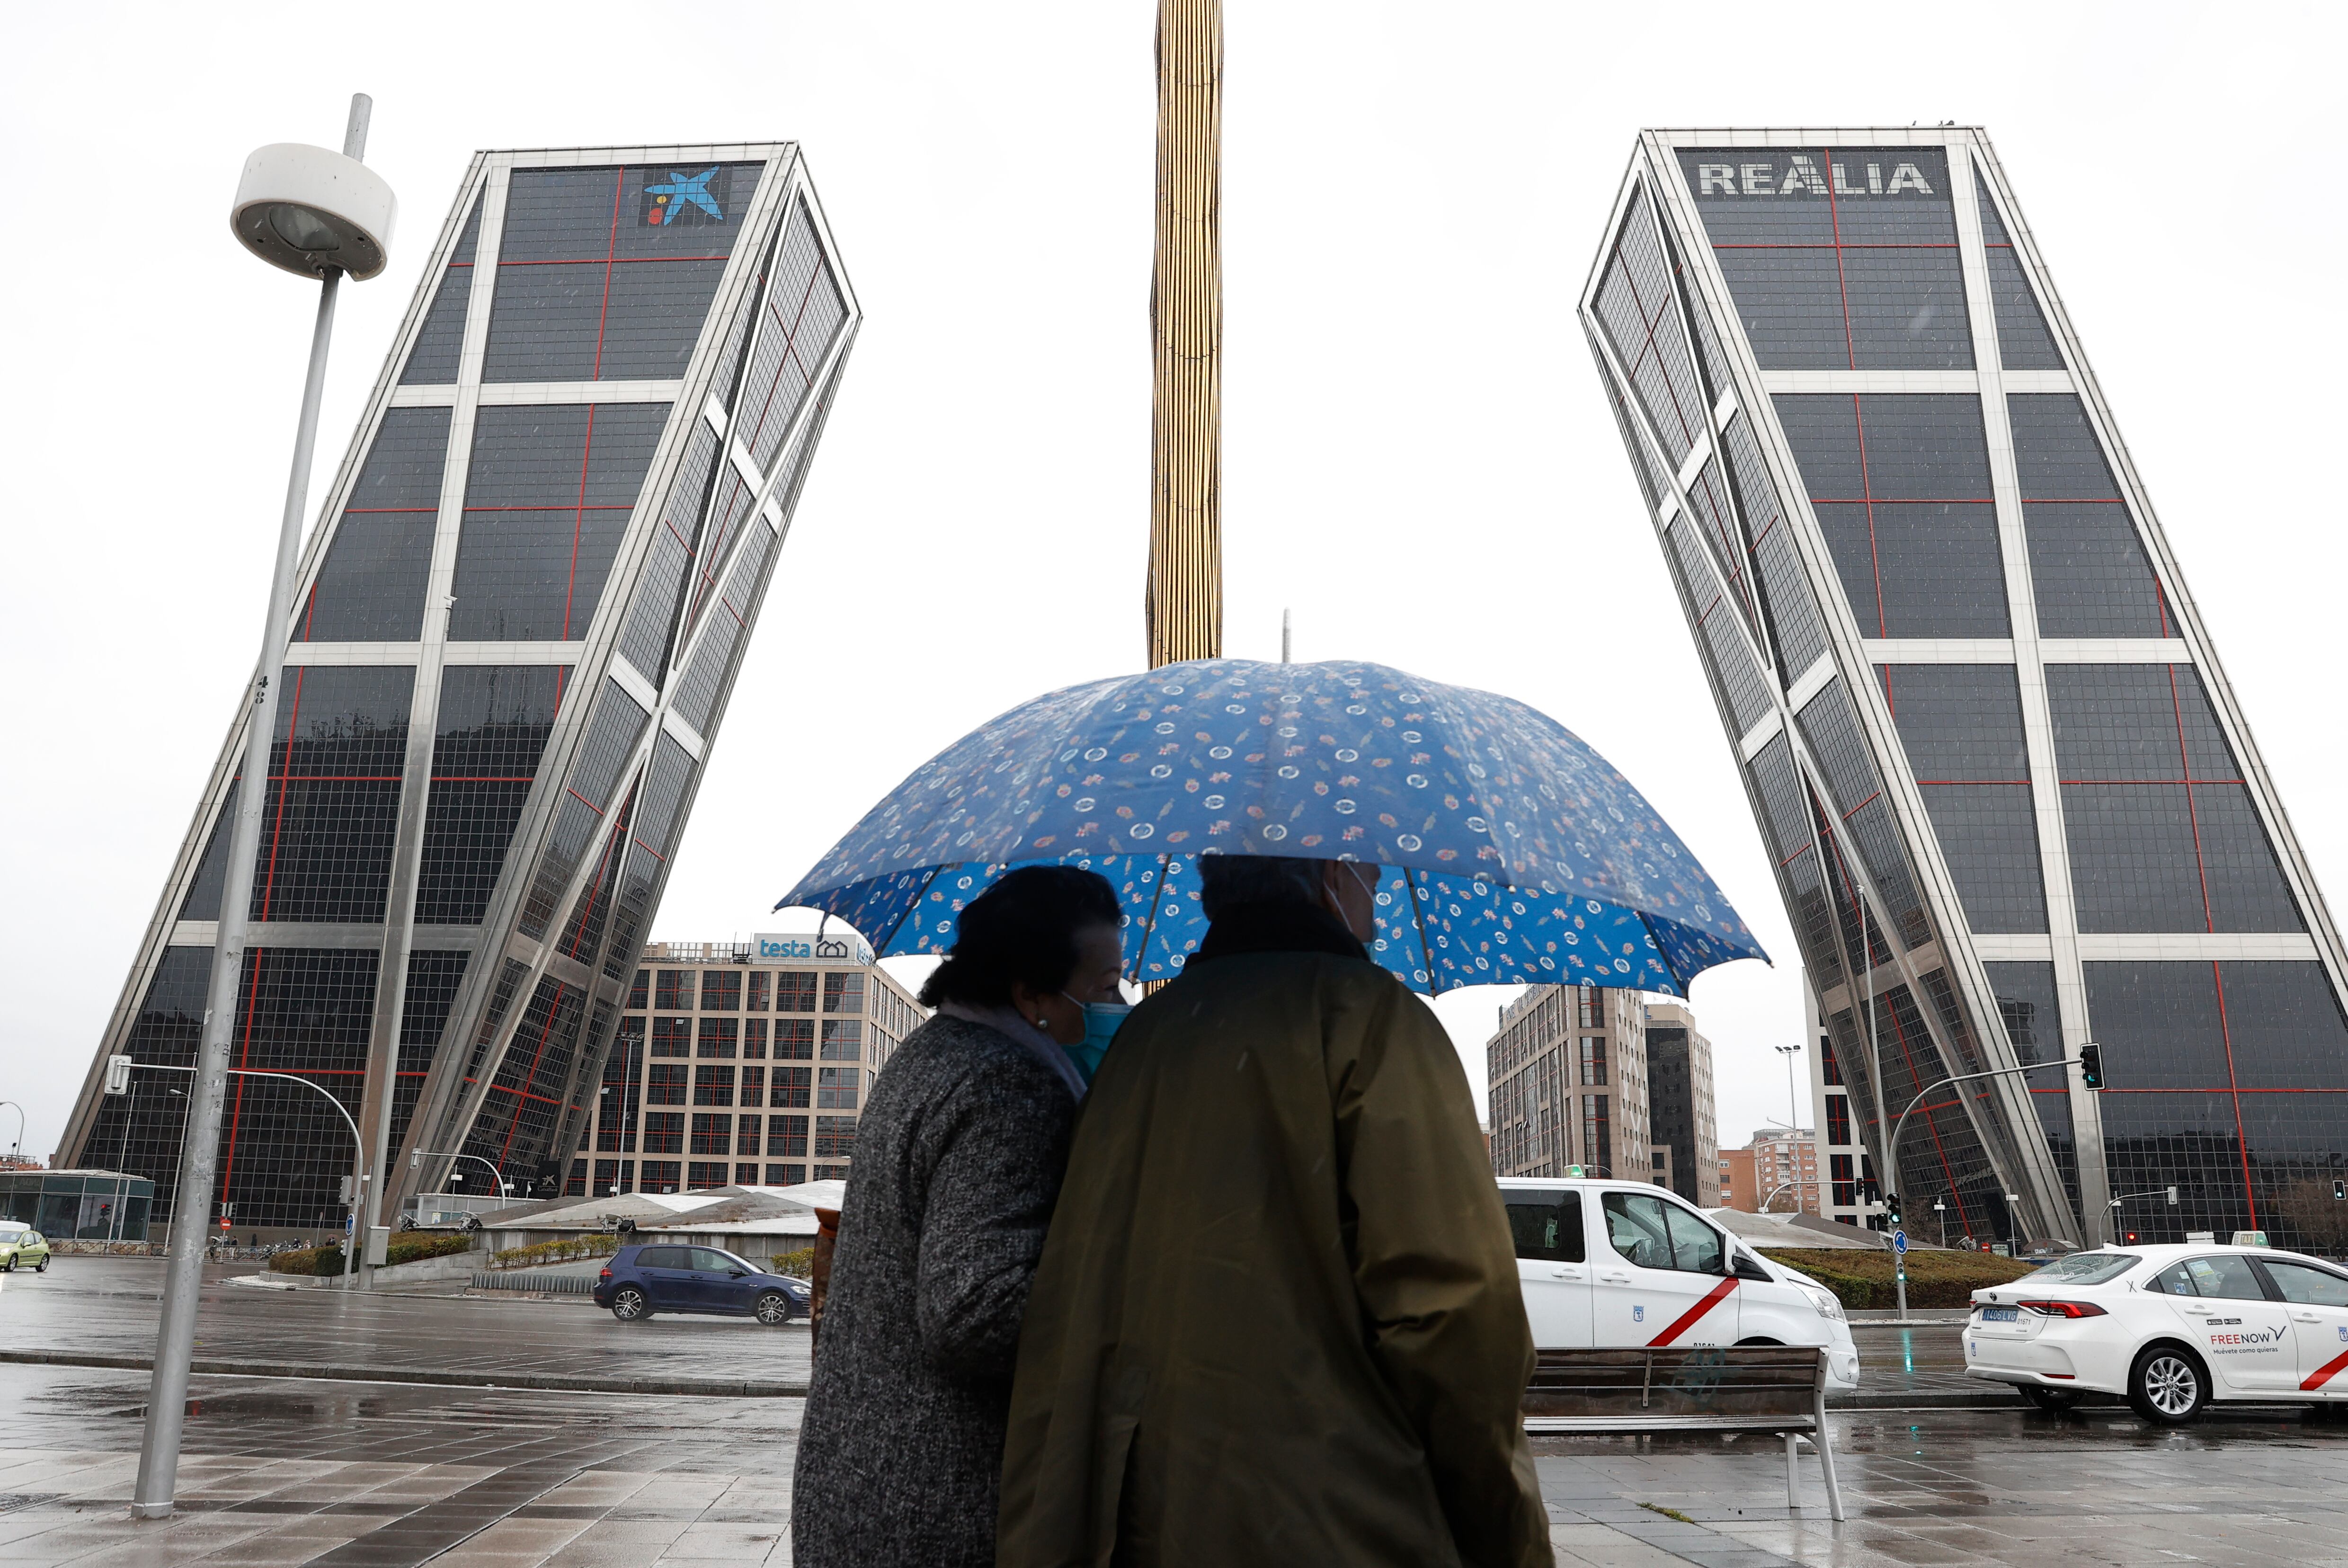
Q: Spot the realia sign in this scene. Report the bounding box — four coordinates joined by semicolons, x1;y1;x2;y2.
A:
1690;155;1937;198
753;931;871;965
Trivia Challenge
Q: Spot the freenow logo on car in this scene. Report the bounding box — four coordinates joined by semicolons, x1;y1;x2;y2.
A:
2207;1327;2286;1349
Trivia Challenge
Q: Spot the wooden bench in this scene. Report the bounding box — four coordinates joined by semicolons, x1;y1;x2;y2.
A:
1521;1345;1846;1521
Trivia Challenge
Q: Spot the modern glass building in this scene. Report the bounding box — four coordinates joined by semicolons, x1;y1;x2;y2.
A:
58;144;858;1235
1583;129;2348;1249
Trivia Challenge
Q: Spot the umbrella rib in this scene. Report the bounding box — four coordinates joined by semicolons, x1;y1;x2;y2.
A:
1137;853;1173;982
884;864;952;954
1403;869;1440;992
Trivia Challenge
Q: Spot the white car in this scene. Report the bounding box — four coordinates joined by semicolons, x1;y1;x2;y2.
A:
1966;1243;2348;1424
1496;1177;1860;1391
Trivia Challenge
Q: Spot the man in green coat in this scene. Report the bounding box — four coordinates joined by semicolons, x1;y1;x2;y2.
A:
997;855;1553;1568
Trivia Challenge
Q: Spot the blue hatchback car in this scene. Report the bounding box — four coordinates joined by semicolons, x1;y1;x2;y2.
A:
594;1243;809;1326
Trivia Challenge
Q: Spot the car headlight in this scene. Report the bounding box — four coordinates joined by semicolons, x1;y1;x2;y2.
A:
1803;1286;1845;1321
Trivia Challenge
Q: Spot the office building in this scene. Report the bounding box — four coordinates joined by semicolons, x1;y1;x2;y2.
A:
58;145;859;1235
1643;1000;1717;1206
1746;1127;1822;1217
567;935;923;1195
1487;984;1657;1182
1805;980;1877;1229
1583;128;2348;1248
1716;1147;1754;1211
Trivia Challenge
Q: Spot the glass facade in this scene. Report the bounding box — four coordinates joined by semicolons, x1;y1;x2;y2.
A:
1588;131;2348;1249
63;145;857;1234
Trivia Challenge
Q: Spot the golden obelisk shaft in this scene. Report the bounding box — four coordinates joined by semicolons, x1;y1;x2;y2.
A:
1147;0;1222;668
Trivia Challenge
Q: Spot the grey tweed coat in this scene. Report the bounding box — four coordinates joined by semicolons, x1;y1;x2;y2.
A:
792;1013;1078;1568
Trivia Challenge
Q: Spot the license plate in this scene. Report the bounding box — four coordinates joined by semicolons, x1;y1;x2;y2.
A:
1981;1306;2018;1323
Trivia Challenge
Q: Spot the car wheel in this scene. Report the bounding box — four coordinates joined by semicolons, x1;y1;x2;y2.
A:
33;1257;47;1273
2128;1345;2208;1425
755;1291;791;1327
2021;1384;2082;1413
611;1286;652;1322
1734;1336;1785;1346
1;1257;13;1273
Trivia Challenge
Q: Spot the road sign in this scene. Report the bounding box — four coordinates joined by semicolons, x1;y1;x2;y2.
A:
1892;1229;1909;1256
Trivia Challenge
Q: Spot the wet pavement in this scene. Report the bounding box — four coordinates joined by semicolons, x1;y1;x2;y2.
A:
0;1363;2343;1566
7;1258;1979;1407
0;1256;809;1394
4;1257;2345;1564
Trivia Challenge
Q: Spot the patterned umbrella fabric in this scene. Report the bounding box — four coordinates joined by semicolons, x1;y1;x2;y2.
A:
777;659;1766;995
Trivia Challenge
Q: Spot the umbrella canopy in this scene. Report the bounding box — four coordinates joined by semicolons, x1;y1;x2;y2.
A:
777;659;1766;995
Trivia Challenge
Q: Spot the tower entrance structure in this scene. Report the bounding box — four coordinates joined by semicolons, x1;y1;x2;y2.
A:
61;144;858;1233
1583;129;2348;1249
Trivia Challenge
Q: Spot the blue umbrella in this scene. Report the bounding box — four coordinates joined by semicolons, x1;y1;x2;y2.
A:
776;659;1766;995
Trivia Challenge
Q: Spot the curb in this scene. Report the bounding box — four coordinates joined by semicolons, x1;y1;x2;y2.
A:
0;1349;808;1398
1826;1390;2020;1410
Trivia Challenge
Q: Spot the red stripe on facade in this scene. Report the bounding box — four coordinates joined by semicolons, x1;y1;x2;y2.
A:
2211;962;2257;1229
1647;1275;1740;1346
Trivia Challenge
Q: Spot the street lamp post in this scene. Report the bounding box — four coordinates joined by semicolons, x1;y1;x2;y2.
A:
0;1101;24;1165
412;1150;512;1203
131;94;394;1524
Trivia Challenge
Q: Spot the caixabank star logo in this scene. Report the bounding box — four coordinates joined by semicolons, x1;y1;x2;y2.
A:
640;167;730;227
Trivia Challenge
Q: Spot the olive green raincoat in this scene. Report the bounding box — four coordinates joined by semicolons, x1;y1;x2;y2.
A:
996;904;1552;1568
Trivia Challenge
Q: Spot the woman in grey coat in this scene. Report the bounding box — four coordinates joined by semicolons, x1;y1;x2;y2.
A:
792;865;1127;1568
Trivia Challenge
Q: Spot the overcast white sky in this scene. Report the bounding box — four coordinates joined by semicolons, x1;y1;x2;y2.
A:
5;3;2344;1167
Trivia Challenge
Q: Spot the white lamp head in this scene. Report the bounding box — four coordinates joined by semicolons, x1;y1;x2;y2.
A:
231;143;397;281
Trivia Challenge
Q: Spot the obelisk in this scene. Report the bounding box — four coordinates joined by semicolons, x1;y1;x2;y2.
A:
1146;0;1222;667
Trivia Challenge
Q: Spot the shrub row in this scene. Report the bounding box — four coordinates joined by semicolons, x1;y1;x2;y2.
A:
489;1233;620;1271
1757;1246;2040;1309
267;1233;475;1276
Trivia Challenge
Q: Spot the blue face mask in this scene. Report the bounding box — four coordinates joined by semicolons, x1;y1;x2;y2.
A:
1061;993;1131;1084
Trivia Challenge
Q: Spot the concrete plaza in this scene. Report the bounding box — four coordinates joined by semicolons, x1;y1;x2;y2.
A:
0;1259;2342;1566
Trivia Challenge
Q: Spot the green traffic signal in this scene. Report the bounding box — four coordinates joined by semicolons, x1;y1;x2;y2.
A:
2078;1042;2104;1090
1884;1191;1903;1225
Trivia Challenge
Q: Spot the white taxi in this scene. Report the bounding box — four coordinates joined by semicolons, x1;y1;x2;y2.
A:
1965;1243;2348;1424
1497;1177;1860;1390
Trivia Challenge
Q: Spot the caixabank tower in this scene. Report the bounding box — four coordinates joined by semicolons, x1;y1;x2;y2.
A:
59;144;857;1232
1583;128;2347;1250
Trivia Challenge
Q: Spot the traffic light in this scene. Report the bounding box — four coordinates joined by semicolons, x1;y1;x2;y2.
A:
2334;1179;2345;1201
1884;1191;1903;1225
2166;1185;2179;1205
2078;1043;2104;1090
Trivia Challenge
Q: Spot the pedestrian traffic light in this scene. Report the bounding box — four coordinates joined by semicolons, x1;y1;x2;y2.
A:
2077;1043;2103;1090
1884;1191;1903;1224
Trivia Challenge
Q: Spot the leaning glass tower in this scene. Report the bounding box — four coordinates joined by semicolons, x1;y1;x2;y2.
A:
59;144;857;1231
1583;129;2347;1249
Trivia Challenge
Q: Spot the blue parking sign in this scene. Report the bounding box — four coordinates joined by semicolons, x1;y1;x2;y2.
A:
1892;1229;1908;1255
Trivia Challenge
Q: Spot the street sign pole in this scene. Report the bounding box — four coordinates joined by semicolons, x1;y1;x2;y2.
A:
1892;1228;1910;1320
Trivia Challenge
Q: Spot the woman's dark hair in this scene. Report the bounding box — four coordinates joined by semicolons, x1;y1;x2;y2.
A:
918;865;1122;1009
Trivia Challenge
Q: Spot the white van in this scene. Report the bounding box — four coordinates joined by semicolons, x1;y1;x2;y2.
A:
1497;1176;1861;1391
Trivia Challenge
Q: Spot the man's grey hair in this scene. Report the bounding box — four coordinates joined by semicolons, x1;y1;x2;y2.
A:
1197;854;1333;919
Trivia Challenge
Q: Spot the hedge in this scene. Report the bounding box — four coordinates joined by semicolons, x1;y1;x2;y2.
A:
489;1233;620;1271
771;1247;814;1279
268;1233;474;1276
1758;1246;2040;1309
